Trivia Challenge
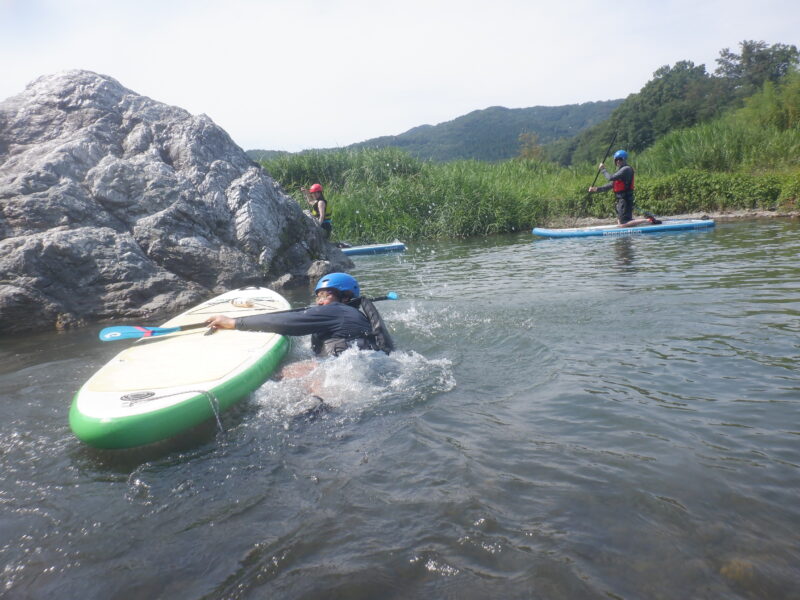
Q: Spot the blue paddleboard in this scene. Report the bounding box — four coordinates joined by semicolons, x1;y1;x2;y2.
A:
532;219;715;238
340;241;406;255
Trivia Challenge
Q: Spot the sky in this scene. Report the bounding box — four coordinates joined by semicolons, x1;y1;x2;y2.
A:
1;0;798;152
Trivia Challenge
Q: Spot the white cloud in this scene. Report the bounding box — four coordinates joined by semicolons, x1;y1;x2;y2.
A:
1;0;798;151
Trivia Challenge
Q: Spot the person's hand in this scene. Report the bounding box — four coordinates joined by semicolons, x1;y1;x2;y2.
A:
598;162;605;170
588;186;598;193
205;315;236;330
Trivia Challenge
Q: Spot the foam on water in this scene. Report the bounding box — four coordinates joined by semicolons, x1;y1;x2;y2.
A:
252;340;455;424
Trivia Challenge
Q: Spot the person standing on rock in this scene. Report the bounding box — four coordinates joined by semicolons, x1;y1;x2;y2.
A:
301;183;332;238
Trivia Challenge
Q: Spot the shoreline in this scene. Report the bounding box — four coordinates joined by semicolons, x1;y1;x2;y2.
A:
564;209;800;228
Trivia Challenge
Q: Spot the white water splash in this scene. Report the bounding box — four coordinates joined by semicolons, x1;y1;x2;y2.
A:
252;344;455;422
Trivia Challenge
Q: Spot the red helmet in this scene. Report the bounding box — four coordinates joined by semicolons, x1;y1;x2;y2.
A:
309;183;323;193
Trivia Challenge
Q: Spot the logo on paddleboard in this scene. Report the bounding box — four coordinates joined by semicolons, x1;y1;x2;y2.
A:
120;391;156;403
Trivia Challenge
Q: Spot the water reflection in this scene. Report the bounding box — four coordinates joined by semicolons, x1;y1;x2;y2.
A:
612;237;636;272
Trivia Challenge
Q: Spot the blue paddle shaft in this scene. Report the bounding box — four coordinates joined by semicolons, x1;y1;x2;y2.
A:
98;324;202;341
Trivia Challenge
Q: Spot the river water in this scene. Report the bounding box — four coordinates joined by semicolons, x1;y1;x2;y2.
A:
1;219;799;599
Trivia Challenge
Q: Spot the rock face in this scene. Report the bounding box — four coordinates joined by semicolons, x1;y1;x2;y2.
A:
0;70;351;334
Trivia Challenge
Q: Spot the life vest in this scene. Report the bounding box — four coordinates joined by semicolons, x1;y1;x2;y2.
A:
612;168;634;193
311;198;333;220
356;297;395;354
313;335;372;357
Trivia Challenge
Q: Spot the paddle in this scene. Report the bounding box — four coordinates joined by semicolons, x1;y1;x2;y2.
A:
589;132;618;190
576;132;619;223
98;293;400;342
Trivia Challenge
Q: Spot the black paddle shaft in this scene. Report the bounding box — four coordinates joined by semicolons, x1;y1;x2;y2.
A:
590;132;618;188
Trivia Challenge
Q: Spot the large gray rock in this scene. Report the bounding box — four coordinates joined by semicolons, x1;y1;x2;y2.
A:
0;70;350;334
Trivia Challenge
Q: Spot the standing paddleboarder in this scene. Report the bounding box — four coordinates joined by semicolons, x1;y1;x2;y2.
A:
588;150;660;227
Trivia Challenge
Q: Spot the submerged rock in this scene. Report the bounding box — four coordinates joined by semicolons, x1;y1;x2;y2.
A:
0;70;350;334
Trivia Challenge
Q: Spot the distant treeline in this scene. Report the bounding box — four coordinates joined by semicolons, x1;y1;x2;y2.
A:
258;41;799;242
544;40;800;165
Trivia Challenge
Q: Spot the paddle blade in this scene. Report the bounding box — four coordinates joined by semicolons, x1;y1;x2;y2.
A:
368;292;399;302
98;325;181;342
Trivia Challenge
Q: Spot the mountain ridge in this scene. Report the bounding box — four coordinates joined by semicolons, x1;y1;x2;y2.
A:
248;99;622;163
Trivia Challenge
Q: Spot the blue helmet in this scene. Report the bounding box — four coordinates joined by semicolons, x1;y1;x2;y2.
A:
315;272;360;299
613;150;628;161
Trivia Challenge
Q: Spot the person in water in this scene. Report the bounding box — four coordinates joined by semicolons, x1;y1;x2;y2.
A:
301;183;332;238
205;273;392;380
588;150;660;227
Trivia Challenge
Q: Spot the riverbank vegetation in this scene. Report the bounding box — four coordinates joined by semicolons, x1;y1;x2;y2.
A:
260;41;800;242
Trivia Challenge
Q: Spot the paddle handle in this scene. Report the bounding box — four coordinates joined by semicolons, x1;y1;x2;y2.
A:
590;132;618;188
179;322;211;332
370;292;399;301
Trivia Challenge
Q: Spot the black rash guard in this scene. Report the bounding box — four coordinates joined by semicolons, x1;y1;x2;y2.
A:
234;302;372;356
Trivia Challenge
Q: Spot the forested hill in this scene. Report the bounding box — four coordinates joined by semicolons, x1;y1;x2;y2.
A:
346;101;621;161
247;100;621;163
249;40;798;166
544;40;800;165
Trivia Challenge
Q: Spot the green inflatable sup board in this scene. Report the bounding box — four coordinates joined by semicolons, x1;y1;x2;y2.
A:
70;287;290;449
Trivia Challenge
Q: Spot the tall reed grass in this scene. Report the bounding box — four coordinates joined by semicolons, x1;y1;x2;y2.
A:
261;111;800;243
262;148;605;242
636;119;800;175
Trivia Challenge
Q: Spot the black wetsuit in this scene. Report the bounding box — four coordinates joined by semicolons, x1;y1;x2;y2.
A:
235;302;372;357
597;164;635;223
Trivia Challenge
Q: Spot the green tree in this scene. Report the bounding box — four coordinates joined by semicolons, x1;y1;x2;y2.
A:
619;61;715;149
545;41;799;166
518;132;544;160
551;61;723;164
715;40;799;95
737;69;800;130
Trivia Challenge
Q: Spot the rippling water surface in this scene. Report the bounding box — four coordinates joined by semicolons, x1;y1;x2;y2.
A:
2;219;799;599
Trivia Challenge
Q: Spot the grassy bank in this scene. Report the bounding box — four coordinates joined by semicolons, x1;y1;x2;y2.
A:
261;146;799;243
259;74;800;242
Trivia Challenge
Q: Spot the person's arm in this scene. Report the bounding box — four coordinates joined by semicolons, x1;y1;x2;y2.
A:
316;199;326;225
591;165;629;192
594;177;613;193
235;306;340;336
205;315;236;329
588;163;613;193
605;164;632;182
589;166;613;193
205;309;328;335
206;304;364;338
